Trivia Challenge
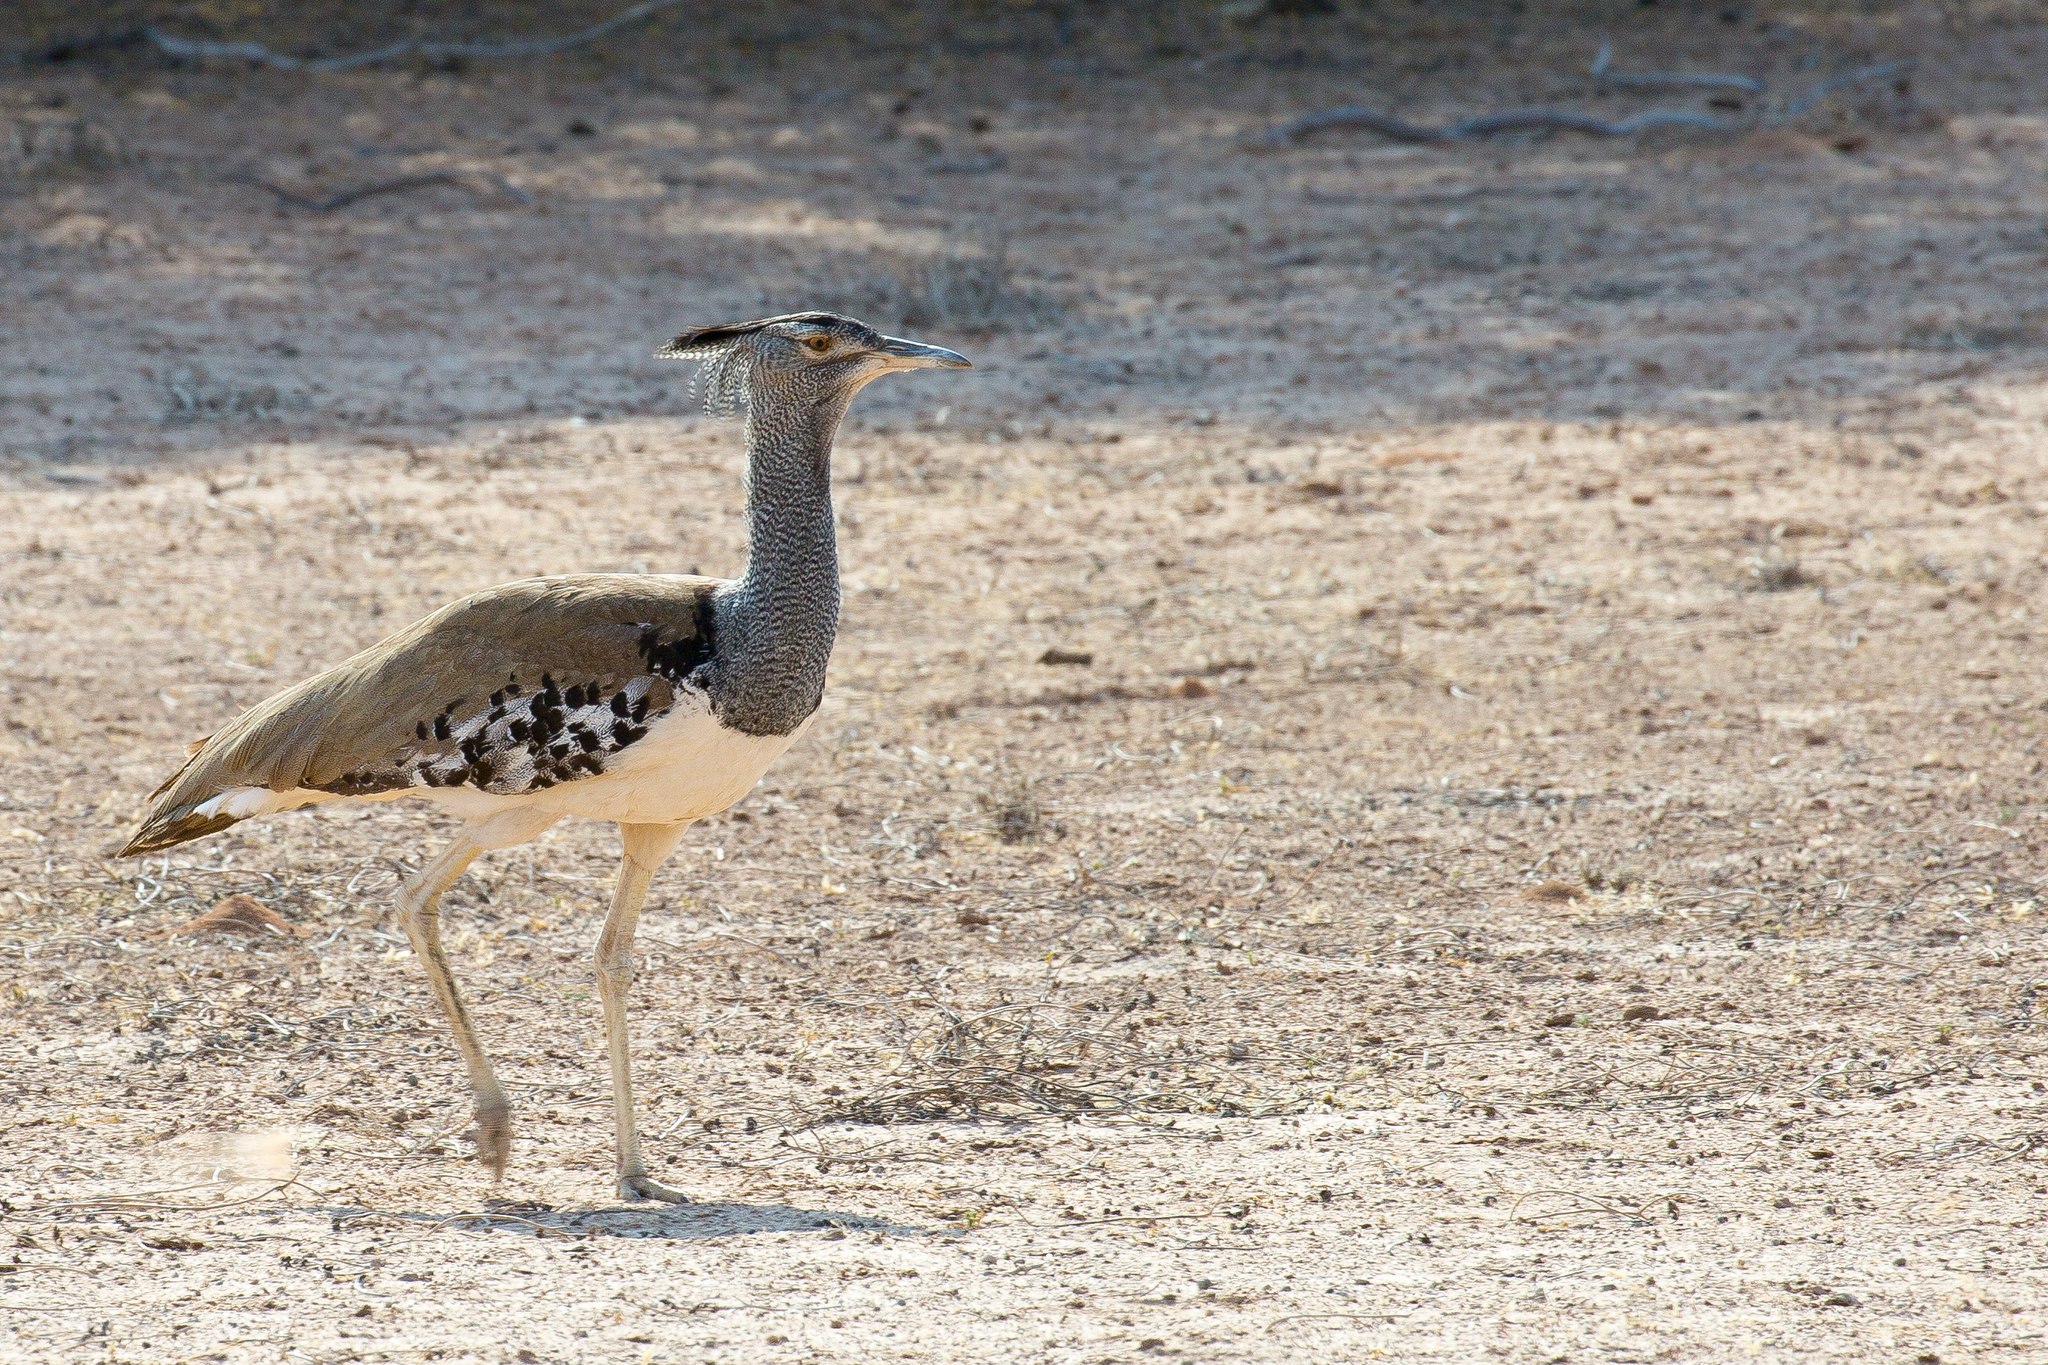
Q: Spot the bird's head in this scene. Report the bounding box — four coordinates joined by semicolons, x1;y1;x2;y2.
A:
656;311;970;418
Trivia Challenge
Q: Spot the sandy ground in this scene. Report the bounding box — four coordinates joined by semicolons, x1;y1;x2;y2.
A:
5;4;2048;1361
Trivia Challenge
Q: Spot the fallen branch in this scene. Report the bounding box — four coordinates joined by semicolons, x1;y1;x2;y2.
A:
1265;106;1736;147
226;171;528;212
1265;56;1911;147
141;0;689;72
1590;38;1763;94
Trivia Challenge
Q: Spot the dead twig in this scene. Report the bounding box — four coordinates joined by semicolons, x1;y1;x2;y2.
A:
1265;106;1736;147
1892;1130;2048;1166
1028;1209;1232;1229
226;171;527;213
1264;835;1347;920
142;0;690;72
1590;38;1763;94
1269;1312;1411;1329
1497;1178;1689;1225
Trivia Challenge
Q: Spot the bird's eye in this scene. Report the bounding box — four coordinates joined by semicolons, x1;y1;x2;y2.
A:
802;335;833;354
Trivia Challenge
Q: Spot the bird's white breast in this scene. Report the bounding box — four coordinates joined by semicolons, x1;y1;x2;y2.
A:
523;697;812;825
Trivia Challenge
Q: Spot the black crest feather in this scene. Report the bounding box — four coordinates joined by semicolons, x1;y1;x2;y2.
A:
653;312;850;360
654;312;857;418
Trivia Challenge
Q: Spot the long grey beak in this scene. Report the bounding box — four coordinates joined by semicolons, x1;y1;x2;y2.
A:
879;336;972;370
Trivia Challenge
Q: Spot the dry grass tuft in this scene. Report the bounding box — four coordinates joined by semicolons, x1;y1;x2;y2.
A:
5;114;120;177
1746;550;1812;592
980;769;1043;845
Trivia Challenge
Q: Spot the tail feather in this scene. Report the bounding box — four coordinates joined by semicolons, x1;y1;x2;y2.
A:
119;804;240;857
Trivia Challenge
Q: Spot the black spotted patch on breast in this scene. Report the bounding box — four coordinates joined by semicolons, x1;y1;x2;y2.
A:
318;667;681;799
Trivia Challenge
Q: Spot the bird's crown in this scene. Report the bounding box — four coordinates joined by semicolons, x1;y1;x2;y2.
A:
656;311;969;418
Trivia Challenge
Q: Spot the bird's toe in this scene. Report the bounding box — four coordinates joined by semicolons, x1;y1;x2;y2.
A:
619;1172;692;1204
473;1098;514;1180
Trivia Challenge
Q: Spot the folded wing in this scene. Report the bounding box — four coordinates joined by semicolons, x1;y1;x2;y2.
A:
123;574;723;855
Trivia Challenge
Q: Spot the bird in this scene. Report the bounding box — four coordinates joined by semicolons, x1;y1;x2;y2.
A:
120;312;971;1201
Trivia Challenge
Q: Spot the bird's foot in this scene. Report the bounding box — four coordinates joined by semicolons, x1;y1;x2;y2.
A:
473;1097;514;1181
618;1171;692;1204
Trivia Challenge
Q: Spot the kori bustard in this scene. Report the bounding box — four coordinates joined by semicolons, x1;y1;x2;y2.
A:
122;313;970;1201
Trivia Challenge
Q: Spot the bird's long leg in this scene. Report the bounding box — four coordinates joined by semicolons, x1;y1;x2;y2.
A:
395;834;515;1181
597;820;691;1203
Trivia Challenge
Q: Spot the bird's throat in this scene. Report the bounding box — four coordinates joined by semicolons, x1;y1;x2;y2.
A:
711;400;844;736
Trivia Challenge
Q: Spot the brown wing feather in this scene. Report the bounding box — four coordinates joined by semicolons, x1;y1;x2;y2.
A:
122;574;722;855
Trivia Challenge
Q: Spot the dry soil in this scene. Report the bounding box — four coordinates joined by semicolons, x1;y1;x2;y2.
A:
4;5;2048;1362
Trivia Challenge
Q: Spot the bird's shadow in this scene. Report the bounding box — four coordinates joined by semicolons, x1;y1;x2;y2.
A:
315;1199;921;1240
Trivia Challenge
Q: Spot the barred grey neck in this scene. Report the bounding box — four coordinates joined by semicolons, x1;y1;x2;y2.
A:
703;392;847;737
